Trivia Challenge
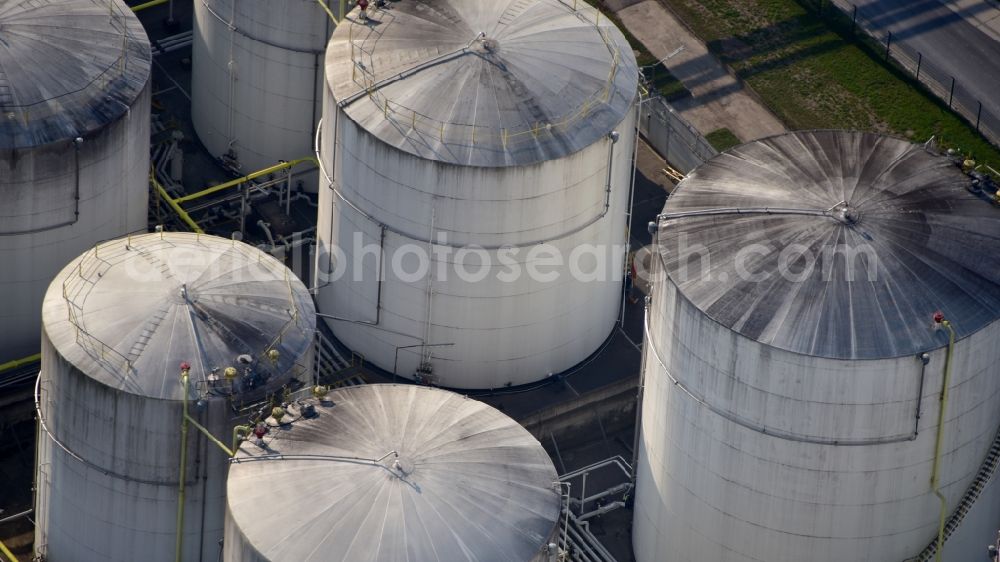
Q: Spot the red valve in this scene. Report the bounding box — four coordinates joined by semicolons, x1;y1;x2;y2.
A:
932;311;945;324
253;423;267;439
180;361;191;372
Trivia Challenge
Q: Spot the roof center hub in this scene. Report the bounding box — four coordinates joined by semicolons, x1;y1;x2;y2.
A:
391;457;415;476
471;32;499;54
830;201;861;225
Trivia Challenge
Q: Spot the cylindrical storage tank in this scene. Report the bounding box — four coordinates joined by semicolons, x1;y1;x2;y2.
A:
0;0;151;364
192;0;333;173
633;131;1000;562
223;384;563;561
35;232;316;562
316;0;639;389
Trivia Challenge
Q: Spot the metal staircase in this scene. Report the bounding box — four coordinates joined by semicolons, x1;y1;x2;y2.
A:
312;322;368;389
911;426;1000;561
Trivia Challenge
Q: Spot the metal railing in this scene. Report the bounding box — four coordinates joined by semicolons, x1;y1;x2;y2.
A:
638;90;718;174
5;0;139;125
556;456;634;562
821;0;1000;149
312;330;352;384
59;233;308;385
338;0;627;152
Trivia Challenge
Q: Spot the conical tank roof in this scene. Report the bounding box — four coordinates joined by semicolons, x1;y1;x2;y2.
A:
42;233;316;401
657;130;1000;359
226;384;562;561
324;0;638;167
0;0;152;149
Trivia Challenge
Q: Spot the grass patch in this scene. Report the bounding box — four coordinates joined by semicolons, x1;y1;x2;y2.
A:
586;0;692;100
659;0;1000;168
705;128;743;151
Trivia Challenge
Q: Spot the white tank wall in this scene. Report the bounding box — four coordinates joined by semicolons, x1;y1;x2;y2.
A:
32;233;315;562
0;84;150;364
34;338;311;562
632;254;1000;562
315;100;637;389
34;334;232;562
192;0;331;174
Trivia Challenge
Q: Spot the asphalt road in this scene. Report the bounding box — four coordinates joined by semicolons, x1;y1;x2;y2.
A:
845;0;1000;134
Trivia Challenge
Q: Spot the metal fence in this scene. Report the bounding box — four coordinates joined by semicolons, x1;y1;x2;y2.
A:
638;93;718;174
823;0;1000;148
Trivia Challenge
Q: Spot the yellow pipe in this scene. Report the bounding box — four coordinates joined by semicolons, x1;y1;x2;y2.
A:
315;0;342;23
151;170;204;234
175;369;191;562
185;415;235;457
174;376;252;560
0;353;40;374
0;538;18;562
173;157;318;204
232;425;252;455
131;0;168;12
930;319;956;562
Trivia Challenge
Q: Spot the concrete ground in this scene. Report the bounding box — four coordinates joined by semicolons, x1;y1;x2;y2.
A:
942;0;1000;41
612;0;786;142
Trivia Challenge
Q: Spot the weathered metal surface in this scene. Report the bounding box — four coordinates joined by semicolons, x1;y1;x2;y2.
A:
658;130;1000;359
316;0;639;388
192;0;332;173
43;233;315;400
35;233;316;562
0;0;151;150
224;384;562;562
0;0;151;364
324;0;638;167
633;131;1000;562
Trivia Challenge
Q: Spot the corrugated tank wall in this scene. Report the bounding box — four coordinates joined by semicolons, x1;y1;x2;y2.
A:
314;0;640;389
192;0;332;175
632;131;1000;562
634;262;1000;561
0;0;151;363
34;233;315;562
315;104;636;389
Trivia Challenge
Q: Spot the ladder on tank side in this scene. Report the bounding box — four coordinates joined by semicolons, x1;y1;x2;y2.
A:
909;426;1000;561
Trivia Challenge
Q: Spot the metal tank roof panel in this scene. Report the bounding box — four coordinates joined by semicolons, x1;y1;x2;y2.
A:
227;384;562;561
0;0;152;149
42;233;315;401
657;130;1000;359
324;0;638;167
